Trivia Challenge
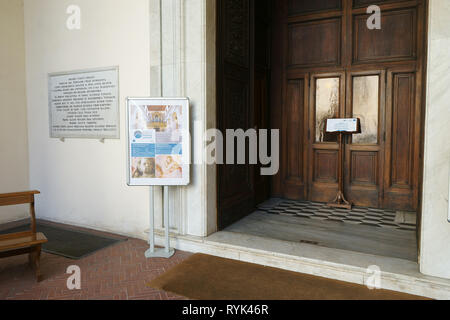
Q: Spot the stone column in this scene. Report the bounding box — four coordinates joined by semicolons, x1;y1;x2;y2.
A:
420;0;450;279
148;0;217;237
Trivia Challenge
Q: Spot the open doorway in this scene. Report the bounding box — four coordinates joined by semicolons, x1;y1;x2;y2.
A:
216;0;428;261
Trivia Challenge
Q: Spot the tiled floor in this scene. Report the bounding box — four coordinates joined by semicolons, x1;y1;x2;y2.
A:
258;198;416;231
0;237;192;300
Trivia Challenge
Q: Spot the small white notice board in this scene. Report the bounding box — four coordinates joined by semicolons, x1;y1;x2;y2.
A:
326;118;359;133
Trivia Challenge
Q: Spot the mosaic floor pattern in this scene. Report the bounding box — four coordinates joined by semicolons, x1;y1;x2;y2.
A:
258;199;416;232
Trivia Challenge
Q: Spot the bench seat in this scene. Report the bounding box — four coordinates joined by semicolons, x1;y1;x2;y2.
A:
0;190;46;281
0;232;47;252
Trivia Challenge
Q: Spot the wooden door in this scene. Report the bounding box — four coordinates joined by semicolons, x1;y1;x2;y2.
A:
308;72;346;203
217;0;272;230
272;0;427;212
344;70;386;208
253;0;272;205
383;67;423;211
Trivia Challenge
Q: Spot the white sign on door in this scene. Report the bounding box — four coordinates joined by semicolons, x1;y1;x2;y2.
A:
326;118;359;133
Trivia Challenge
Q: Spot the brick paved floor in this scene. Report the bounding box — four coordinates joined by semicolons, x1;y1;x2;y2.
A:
0;238;192;300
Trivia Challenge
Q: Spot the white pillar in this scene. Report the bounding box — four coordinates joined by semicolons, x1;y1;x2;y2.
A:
420;0;450;279
148;0;217;238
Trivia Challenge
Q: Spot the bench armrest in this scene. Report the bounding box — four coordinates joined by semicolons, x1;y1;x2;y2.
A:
0;191;40;199
0;190;40;234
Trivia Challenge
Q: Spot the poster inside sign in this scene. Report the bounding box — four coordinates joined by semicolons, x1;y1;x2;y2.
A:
127;98;190;186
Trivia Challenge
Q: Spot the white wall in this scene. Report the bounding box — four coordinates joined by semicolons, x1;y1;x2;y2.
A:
0;0;30;224
24;0;152;238
420;0;450;279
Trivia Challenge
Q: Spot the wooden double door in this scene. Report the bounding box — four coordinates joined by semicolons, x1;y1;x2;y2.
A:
272;0;427;212
217;0;427;229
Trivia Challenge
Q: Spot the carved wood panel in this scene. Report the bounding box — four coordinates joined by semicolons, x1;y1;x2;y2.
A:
285;80;305;182
387;72;416;189
289;0;342;16
350;152;378;186
224;0;250;67
314;150;339;183
353;8;417;63
281;77;308;199
383;68;419;211
353;0;398;8
288;18;341;68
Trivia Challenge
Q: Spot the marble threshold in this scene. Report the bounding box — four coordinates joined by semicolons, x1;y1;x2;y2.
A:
149;229;450;300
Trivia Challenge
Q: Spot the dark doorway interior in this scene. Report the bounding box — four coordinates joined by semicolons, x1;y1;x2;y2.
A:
217;0;428;231
216;0;272;229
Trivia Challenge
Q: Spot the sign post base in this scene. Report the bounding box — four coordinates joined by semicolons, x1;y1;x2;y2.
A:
145;248;175;259
327;191;353;210
146;186;175;260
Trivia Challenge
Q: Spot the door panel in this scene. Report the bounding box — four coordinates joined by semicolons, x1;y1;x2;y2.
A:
314;77;341;143
254;0;272;205
350;151;378;185
282;76;308;199
217;0;255;230
288;0;342;16
353;0;398;8
384;68;419;211
288;18;342;68
353;8;417;63
352;75;380;145
308;73;345;202
254;70;271;204
344;71;385;208
314;150;339;183
217;0;272;230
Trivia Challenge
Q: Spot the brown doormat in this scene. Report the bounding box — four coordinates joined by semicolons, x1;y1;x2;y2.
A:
148;254;429;300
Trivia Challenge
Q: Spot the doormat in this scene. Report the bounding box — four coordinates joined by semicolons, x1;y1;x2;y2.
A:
0;222;127;260
148;253;428;300
258;198;416;231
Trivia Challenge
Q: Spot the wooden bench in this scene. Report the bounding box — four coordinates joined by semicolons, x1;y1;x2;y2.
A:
0;191;48;281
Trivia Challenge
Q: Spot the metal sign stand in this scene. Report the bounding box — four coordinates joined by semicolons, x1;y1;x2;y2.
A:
326;118;361;211
145;186;175;259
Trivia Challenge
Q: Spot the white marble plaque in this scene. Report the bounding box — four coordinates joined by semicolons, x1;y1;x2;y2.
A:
48;67;119;139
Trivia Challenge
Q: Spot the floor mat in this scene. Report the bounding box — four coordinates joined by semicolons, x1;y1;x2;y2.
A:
0;222;127;260
148;253;428;300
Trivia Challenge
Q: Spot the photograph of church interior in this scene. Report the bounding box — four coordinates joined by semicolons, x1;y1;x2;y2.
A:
1;0;450;301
